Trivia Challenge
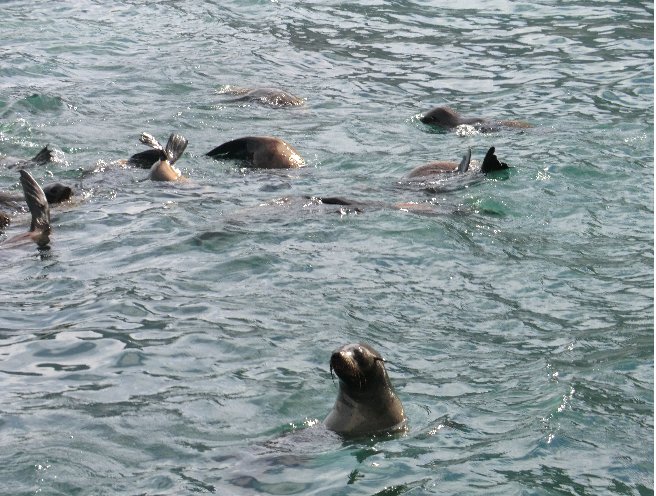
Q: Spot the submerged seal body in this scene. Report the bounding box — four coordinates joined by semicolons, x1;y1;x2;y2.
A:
220;86;305;107
206;136;305;169
0;145;57;169
406;146;508;179
420;106;532;132
324;343;406;437
131;132;189;181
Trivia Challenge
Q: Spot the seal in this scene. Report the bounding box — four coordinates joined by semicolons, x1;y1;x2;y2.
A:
406;146;508;179
219;85;305;107
420;106;532;132
42;183;74;204
0;145;57;169
206;136;305;169
0;179;72;234
135;132;189;181
324;343;406;437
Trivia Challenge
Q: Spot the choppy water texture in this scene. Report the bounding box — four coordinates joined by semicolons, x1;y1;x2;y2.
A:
0;1;653;494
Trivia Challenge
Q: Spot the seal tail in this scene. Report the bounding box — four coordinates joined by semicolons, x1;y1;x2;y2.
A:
31;145;56;164
457;148;471;173
19;170;51;247
481;147;509;173
163;133;188;166
205;138;252;160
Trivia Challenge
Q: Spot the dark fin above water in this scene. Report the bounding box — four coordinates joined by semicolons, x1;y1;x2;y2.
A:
458;148;472;173
206;138;254;160
31;145;56;164
163;133;188;166
481;147;509;173
19;170;51;247
127;149;163;169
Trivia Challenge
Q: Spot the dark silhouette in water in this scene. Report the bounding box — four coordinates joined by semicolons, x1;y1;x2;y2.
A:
420;106;532;132
0;145;58;169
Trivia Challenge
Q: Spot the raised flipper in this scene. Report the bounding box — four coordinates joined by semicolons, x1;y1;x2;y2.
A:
139;132;164;152
480;147;509;173
163;134;188;166
457;148;471;173
205;138;254;160
19;170;51;247
31;145;56;164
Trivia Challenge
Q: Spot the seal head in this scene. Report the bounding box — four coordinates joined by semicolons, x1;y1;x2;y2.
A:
324;343;406;437
420;105;532;132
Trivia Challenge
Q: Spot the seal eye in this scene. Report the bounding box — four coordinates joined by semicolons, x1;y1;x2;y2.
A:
353;347;365;363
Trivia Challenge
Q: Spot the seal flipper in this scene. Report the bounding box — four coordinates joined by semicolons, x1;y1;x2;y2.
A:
19;170;51;247
163;133;188;166
458;148;471;173
31;145;56;164
206;138;254;161
481;147;509;173
139;132;164;152
127;149;163;169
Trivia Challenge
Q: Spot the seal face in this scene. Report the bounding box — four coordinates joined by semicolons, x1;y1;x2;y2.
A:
324;343;406;436
206;136;305;169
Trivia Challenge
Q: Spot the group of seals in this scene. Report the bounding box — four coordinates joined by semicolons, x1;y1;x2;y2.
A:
0;90;527;434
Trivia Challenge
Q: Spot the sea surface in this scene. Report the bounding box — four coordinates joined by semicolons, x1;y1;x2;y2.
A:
0;1;653;495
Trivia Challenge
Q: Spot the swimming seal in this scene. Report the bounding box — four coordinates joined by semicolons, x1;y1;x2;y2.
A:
42;183;73;204
135;132;189;181
420;106;532;132
220;86;304;107
324;343;406;437
406;146;508;178
206;136;305;169
0;145;57;169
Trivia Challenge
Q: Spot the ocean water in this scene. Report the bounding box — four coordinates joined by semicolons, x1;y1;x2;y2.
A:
0;0;653;494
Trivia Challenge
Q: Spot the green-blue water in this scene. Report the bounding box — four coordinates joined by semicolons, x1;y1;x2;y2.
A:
0;1;653;494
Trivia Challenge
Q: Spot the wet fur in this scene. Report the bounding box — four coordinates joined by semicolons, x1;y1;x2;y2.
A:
206;136;304;169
